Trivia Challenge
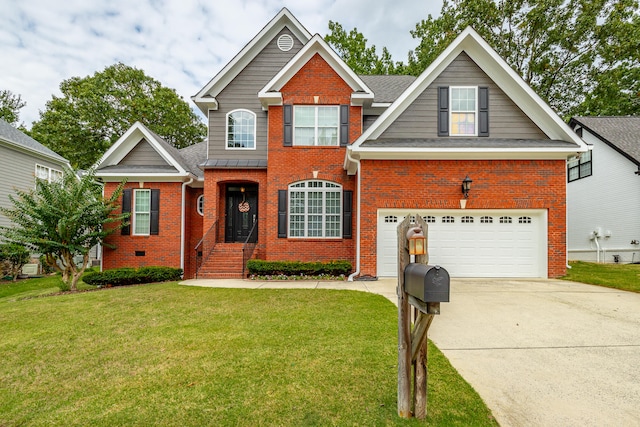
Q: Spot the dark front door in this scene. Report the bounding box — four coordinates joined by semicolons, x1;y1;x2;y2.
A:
225;185;258;243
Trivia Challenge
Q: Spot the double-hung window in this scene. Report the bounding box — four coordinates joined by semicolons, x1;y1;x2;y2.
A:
568;150;592;182
226;109;256;149
288;180;341;238
450;87;477;136
294;106;339;146
133;189;151;235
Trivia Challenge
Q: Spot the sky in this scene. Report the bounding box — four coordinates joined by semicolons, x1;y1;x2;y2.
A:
0;0;443;128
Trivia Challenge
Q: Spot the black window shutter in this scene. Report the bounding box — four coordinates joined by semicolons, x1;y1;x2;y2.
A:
283;105;292;146
478;87;489;137
342;190;353;239
121;189;131;235
438;86;449;136
340;105;349;146
278;190;287;238
150;189;160;235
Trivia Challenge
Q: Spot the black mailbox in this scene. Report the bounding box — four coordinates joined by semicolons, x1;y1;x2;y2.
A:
404;263;450;302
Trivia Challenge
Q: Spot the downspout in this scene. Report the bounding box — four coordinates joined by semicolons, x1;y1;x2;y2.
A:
593;232;600;263
347;148;361;282
180;177;194;275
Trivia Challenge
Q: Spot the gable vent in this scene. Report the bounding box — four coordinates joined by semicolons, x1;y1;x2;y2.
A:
277;34;294;52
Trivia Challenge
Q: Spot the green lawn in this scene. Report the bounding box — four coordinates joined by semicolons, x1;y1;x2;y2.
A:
0;279;497;426
562;261;640;293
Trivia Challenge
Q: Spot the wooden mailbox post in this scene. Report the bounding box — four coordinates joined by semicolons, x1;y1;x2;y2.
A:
397;214;447;420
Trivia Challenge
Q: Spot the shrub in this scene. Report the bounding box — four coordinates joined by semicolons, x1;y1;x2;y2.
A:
82;266;182;287
246;260;351;277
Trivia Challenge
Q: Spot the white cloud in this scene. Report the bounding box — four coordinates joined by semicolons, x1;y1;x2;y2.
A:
0;0;442;127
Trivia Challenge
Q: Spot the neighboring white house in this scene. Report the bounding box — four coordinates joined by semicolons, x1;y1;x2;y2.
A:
0;119;71;233
567;116;640;264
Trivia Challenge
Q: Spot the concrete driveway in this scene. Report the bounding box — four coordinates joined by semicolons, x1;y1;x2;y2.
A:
428;278;640;426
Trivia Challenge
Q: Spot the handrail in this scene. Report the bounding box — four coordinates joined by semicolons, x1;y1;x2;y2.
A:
194;219;218;279
242;219;259;277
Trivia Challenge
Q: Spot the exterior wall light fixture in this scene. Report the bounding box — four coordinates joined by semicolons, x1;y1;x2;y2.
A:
461;175;473;198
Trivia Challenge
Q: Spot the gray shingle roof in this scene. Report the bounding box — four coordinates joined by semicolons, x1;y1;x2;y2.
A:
571;116;640;164
178;141;207;178
0;118;69;164
359;75;416;103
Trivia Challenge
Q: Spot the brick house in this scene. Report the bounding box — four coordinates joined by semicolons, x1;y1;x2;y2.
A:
95;8;587;279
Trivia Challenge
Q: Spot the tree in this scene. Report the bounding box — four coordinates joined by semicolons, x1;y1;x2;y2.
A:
30;63;207;169
325;21;405;75
0;168;128;291
0;243;30;281
0;90;26;126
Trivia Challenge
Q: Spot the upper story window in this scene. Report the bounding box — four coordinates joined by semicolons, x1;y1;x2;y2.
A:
568;150;592;182
288;180;342;238
451;87;477;136
294;106;339;146
438;86;489;137
226;109;256;149
197;195;204;216
35;164;63;183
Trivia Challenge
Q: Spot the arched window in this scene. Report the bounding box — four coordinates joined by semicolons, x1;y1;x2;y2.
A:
197;195;204;216
226;109;256;149
288;180;342;238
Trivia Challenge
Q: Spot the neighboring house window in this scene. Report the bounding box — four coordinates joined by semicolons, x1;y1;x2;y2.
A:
226;109;256;149
134;189;151;235
568;151;592;182
121;189;159;236
197;195;204;216
288;180;342;238
293;106;339;146
438;86;489;137
35;164;63;183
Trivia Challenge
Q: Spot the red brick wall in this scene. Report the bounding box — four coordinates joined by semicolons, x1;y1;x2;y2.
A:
264;53;358;266
103;181;190;273
184;187;203;278
358;159;567;278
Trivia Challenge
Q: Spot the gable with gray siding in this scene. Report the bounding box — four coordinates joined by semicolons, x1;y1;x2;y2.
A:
208;27;305;163
379;52;547;141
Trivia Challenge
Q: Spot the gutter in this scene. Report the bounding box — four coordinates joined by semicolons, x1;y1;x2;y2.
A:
180;177;194;275
346;148;361;281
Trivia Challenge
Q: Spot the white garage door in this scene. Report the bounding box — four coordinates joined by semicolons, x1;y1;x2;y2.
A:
377;210;547;278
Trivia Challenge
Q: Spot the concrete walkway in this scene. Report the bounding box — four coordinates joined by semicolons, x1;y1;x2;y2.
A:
180;277;640;426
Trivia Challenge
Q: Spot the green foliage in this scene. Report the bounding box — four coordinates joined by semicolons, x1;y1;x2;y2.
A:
0;168;128;291
82;266;182;287
0;90;26;126
29;63;207;169
246;259;352;277
325;21;405;74
0;243;30;281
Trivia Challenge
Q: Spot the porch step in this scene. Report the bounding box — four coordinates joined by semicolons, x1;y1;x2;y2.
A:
196;243;247;279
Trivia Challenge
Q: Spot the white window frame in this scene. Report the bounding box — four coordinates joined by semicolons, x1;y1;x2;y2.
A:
35;164;63;183
288;180;342;238
450;86;478;136
197;195;204;216
133;189;151;236
226;109;256;150
293;106;340;146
